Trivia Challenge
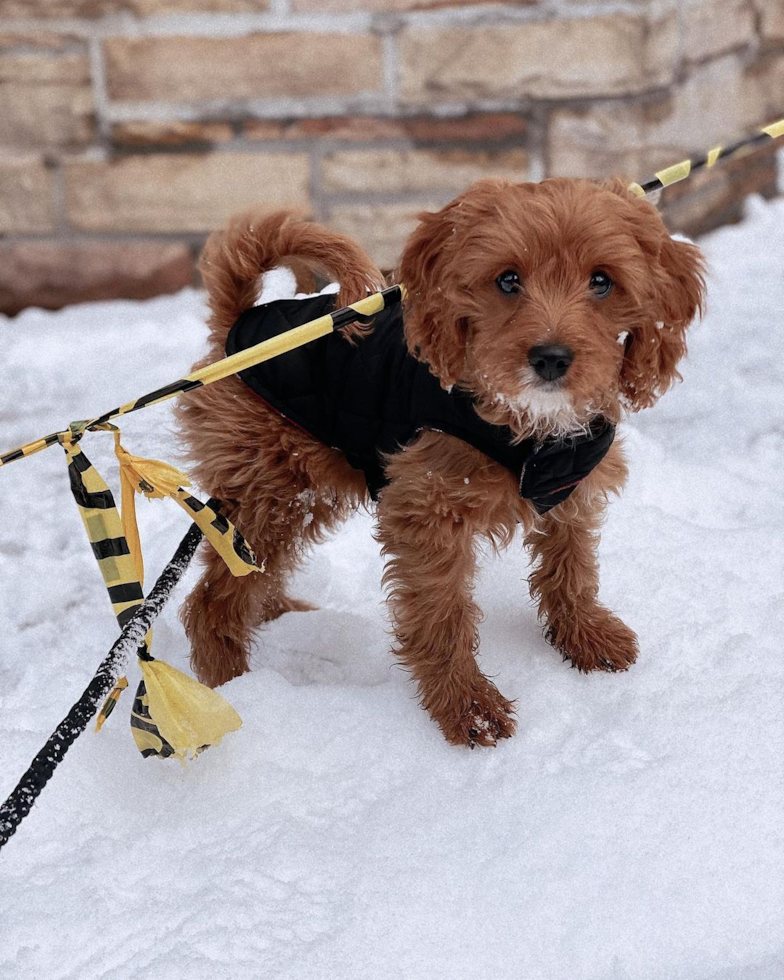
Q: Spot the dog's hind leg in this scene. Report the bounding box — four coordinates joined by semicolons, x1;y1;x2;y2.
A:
182;532;275;689
177;384;365;688
181;476;354;689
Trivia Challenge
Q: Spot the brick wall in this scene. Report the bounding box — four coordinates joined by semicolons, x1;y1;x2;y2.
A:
0;0;782;313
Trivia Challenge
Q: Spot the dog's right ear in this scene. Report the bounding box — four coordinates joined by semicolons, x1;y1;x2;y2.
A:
397;201;469;389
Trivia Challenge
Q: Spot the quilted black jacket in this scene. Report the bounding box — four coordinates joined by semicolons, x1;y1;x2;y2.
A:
226;293;615;514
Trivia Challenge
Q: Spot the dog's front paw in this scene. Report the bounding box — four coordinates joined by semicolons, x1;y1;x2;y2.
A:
546;605;639;673
430;679;517;748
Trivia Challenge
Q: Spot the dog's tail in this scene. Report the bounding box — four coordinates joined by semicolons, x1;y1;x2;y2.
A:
199;208;386;342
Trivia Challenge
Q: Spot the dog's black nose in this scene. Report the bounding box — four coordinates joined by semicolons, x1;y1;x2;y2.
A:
528;344;574;381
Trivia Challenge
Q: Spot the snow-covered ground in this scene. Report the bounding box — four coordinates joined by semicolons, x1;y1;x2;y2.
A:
1;195;783;980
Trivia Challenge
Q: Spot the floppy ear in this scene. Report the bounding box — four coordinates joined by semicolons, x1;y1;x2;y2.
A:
396;201;469;388
615;187;707;410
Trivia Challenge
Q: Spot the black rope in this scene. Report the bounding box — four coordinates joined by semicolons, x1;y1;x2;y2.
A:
0;501;219;852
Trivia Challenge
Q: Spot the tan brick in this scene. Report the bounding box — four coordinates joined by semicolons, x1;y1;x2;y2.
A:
549;103;666;181
744;53;784;125
0;49;93;150
243;116;405;140
128;0;270;9
0;157;54;234
111;121;234;147
245;113;529;143
400;14;678;104
547;103;660;180
244;120;291;141
0;1;269;15
0;53;89;85
549;56;763;181
293;0;534;12
0;0;91;12
648;56;765;145
400;113;529;144
64;153;310;233
756;0;784;43
321;148;529;194
0;242;194;316
106;35;383;103
681;0;755;63
246;117;409;141
328;201;447;271
0;33;83;52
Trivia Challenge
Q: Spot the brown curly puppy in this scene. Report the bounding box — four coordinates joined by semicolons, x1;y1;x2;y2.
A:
176;177;706;747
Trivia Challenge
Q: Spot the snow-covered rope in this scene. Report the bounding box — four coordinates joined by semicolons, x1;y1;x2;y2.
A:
0;509;211;852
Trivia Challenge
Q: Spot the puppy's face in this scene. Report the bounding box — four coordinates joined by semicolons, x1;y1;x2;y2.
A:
398;178;706;438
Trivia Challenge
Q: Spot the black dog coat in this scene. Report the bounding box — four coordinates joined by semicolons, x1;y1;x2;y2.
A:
226;293;615;514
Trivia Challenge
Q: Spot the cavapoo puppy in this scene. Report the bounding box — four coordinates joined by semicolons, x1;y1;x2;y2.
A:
176;177;706;747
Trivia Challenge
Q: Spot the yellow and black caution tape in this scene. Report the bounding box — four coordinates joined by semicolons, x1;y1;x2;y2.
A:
95;676;127;731
0;286;406;470
61;424;244;761
113;431;260;581
130;660;241;760
61;430;150;634
628;117;784;197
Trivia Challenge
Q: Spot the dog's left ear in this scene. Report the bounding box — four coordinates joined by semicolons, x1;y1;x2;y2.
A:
609;181;707;410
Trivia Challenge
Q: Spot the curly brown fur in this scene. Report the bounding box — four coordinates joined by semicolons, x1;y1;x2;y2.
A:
176;210;383;687
179;180;706;744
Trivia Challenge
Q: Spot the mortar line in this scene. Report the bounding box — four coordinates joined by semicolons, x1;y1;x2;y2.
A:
88;35;113;146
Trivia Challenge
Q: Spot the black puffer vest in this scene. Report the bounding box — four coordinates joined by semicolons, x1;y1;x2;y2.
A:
226;293;615;514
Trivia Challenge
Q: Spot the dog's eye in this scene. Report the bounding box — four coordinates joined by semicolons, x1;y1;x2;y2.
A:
496;270;521;295
589;270;613;298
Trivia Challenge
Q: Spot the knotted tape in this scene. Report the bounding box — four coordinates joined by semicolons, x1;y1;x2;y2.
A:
61;423;254;760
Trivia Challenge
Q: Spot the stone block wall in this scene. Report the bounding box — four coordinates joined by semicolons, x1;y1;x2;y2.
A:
0;0;782;313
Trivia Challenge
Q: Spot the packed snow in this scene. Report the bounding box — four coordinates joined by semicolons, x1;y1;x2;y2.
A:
1;195;783;980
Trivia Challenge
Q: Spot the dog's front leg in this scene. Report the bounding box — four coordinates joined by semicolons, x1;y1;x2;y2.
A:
525;487;638;673
376;433;517;747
